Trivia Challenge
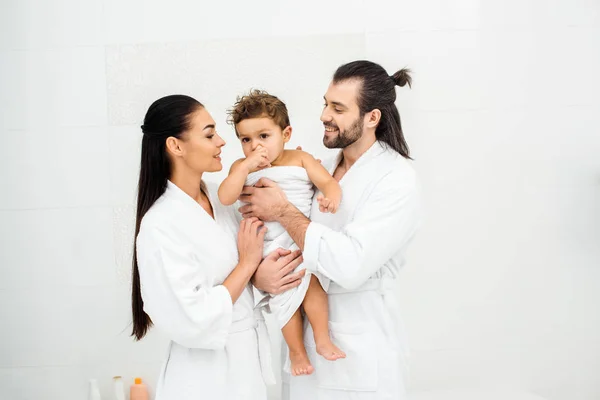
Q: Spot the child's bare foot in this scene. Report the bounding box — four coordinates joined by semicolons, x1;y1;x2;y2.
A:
316;337;346;361
289;350;314;376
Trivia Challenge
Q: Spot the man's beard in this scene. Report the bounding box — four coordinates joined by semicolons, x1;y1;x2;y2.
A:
323;116;363;149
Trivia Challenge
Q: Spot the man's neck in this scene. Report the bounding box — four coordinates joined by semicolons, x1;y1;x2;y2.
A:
340;132;377;171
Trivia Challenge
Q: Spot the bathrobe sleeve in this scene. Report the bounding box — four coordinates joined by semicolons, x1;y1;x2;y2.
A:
136;225;233;349
303;170;420;290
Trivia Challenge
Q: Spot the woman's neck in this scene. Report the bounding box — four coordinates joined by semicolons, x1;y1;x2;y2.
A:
170;169;205;203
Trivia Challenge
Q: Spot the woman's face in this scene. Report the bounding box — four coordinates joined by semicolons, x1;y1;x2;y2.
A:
175;107;226;173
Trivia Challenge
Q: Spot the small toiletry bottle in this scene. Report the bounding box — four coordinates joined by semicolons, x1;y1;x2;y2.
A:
130;377;149;400
113;376;126;400
88;378;102;400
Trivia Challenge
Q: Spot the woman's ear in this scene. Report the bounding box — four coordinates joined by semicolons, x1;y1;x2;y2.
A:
165;136;183;157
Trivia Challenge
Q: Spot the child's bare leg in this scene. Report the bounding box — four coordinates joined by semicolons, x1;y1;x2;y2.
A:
281;308;314;376
303;274;346;361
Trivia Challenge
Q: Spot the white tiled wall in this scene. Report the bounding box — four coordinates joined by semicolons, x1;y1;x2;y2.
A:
1;1;599;400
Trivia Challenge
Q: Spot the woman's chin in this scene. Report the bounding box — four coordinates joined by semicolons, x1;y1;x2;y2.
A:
210;162;223;172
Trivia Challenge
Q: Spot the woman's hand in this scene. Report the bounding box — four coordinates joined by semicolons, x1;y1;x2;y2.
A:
237;217;266;271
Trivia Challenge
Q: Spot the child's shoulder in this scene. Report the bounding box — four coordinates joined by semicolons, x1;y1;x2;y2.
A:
284;149;317;162
279;149;309;167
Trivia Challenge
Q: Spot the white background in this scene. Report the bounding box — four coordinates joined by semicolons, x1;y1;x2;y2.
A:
1;1;599;399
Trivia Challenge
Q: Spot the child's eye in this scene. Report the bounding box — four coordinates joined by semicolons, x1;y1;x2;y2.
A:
260;134;269;139
241;138;250;143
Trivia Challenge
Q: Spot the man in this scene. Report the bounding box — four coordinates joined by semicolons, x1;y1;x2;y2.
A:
240;60;421;399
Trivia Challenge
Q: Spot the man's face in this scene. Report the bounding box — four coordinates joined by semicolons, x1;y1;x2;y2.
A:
320;79;364;149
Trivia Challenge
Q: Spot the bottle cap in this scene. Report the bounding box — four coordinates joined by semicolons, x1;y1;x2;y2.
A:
135;377;142;385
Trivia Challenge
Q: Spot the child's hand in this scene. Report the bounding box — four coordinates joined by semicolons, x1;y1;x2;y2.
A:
317;194;339;214
243;145;271;172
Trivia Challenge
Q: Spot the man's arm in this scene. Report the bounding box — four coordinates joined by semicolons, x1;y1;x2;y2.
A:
278;203;311;250
240;172;420;290
239;178;310;249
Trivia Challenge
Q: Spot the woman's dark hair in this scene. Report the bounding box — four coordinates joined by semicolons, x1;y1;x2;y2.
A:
333;60;413;159
131;94;203;340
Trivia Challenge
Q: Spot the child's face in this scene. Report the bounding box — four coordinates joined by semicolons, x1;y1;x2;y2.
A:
236;116;291;162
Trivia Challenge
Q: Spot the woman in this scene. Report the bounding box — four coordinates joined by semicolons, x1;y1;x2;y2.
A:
130;95;303;399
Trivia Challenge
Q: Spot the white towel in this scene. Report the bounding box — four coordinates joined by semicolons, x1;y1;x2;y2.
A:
245;166;328;328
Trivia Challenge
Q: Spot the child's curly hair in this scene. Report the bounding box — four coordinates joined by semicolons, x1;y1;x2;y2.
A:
227;89;290;136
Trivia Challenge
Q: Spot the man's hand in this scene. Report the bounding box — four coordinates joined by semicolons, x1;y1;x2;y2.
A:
253;249;305;295
238;178;290;221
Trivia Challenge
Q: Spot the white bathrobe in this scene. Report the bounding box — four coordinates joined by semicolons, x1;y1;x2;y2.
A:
245;166;328;330
136;181;274;400
282;141;421;400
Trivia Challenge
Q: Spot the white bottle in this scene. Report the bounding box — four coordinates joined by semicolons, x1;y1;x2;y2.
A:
113;376;126;400
88;379;102;400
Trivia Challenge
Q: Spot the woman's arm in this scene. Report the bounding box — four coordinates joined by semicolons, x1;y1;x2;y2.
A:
136;218;265;349
222;217;266;302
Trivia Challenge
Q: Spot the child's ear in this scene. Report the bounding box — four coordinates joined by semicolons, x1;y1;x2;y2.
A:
283;126;292;143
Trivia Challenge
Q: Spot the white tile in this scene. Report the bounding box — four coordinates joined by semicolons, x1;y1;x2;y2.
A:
366;0;599;33
409;348;528;390
96;283;169;364
0;362;164;400
367;26;600;111
409;344;600;399
479;0;600;29
0;283;165;374
106;34;366;126
1;47;107;130
108;125;142;206
271;0;366;37
0;51;22;130
398;105;600;351
0;286;119;367
408;106;600;191
112;205;137;286
103;0;365;45
0;126;111;209
0;0;104;50
366;0;482;32
478;27;600;109
366;30;486;112
0;207;116;289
